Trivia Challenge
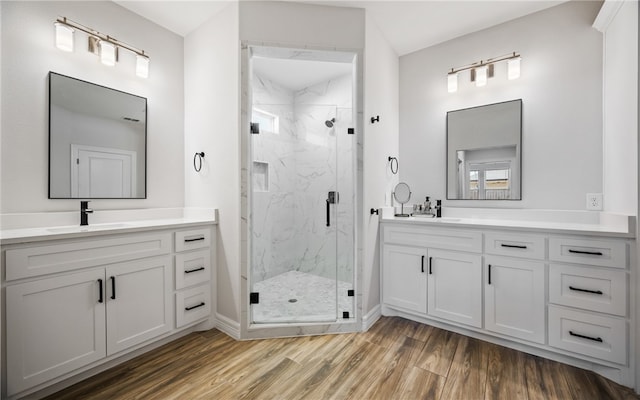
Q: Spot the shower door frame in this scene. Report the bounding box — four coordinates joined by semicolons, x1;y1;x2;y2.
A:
240;42;363;339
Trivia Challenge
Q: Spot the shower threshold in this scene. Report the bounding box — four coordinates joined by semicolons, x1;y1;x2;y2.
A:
251;270;353;324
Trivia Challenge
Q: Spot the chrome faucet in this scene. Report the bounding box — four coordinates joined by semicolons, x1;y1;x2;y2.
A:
80;201;93;226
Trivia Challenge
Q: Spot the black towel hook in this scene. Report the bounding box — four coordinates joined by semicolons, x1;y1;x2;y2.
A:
194;152;205;172
371;115;380;124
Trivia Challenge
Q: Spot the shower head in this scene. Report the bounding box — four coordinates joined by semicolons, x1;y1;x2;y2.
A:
325;118;336;128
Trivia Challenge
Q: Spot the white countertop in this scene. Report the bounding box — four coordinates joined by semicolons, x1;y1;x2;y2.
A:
380;209;635;238
0;209;218;245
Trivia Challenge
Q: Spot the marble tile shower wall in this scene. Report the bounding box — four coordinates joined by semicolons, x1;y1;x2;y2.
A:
252;74;297;281
251;72;354;286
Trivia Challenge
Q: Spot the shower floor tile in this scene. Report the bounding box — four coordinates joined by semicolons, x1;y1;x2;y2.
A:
251;270;353;323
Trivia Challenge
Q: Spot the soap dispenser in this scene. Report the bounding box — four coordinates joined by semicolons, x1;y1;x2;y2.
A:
423;196;431;213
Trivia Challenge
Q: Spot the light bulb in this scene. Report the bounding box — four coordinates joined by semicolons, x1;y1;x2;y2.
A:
475;65;487;87
100;41;116;66
447;73;458;93
136;55;149;78
508;57;521;80
55;22;74;52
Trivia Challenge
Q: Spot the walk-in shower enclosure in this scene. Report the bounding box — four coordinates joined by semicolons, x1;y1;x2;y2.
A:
242;45;358;333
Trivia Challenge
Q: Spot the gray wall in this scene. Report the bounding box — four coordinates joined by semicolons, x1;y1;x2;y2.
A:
399;1;603;210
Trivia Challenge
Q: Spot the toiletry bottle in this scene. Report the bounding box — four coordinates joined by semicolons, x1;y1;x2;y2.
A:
424;197;430;214
436;199;442;218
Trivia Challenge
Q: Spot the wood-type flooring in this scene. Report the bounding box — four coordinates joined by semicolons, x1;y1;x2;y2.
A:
47;316;639;400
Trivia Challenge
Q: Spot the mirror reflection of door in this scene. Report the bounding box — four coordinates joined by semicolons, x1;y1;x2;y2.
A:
71;144;136;198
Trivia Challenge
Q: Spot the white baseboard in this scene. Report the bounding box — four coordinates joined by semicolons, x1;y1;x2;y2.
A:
215;313;241;339
362;304;382;331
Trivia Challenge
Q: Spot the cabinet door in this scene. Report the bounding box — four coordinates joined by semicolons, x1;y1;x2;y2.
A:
106;256;172;355
6;270;106;396
382;244;427;314
427;249;482;328
485;256;545;344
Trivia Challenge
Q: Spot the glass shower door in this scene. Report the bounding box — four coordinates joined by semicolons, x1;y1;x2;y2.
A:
250;103;341;323
248;47;356;325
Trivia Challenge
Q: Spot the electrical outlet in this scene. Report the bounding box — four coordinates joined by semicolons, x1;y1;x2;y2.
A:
586;193;603;211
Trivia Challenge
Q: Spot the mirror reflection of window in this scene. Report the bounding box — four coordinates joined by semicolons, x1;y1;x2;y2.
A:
447;99;521;200
466;161;512;200
457;145;517;200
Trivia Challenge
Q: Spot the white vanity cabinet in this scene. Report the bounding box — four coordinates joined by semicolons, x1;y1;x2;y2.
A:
381;225;483;328
6;269;107;393
380;219;635;388
547;236;629;365
6;256;172;394
484;255;545;343
482;231;546;344
381;244;427;314
2;222;215;399
427;249;482;328
104;256;172;355
174;228;213;328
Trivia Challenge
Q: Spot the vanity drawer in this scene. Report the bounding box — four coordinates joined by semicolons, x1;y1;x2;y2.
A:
484;232;546;260
549;264;627;316
549;237;627;268
383;225;482;253
548;305;626;364
175;250;211;290
176;284;211;328
175;228;211;252
5;233;171;281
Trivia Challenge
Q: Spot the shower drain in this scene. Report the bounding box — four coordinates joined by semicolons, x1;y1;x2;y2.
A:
288;298;298;303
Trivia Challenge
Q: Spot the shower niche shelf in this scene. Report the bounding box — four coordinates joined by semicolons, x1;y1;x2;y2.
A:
252;161;270;192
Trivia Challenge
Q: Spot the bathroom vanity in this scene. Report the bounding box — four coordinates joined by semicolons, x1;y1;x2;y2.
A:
0;216;216;399
380;211;636;387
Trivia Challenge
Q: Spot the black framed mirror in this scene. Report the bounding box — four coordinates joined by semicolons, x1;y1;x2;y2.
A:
446;99;522;200
48;72;147;199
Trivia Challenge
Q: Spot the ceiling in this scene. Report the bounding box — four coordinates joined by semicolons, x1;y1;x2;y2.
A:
115;0;565;56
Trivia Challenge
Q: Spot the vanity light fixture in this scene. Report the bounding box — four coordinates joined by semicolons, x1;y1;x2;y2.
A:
99;41;117;66
474;64;488;87
54;17;150;78
447;52;520;92
54;20;74;52
447;71;458;93
136;54;150;79
507;56;521;80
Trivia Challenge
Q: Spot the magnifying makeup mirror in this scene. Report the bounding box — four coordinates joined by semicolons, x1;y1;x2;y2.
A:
393;182;411;217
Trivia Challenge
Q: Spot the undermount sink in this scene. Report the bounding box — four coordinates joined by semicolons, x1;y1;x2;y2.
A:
46;223;130;234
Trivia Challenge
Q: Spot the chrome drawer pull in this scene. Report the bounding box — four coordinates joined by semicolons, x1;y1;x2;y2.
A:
185;266;205;274
185;236;205;243
501;244;527;249
185;302;205;311
569;330;603;343
568;249;603;256
569;286;603;295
